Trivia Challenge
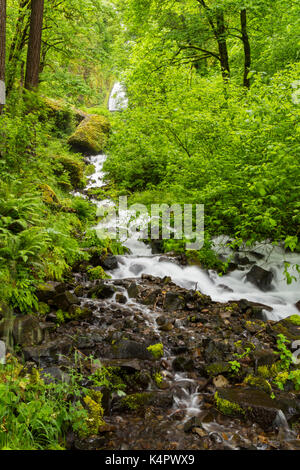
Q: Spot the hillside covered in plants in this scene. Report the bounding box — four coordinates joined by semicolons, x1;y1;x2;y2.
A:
0;0;300;452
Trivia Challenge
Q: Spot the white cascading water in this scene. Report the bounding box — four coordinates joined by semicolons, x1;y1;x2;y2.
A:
73;83;300;447
85;151;300;322
83;82;300;322
108;82;128;112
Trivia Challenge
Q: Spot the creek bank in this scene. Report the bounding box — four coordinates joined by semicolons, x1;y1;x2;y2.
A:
3;269;300;450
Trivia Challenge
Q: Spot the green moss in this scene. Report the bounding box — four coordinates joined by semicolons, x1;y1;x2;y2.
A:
153;372;163;387
147;343;164;359
51;155;84;188
37;302;50;316
83;391;105;435
205;362;230;377
121;392;151;411
257;363;279;379
85;164;96;176
68;115;110;155
39;184;60;206
243;375;272;393
87;266;111;281
287;315;300;326
215;391;245;417
56;307;91;324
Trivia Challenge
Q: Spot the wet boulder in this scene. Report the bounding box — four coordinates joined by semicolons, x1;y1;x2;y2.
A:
12;315;44;347
163;291;185;311
68;115;110;155
268;315;300;342
115;293;127;304
23;338;73;366
91;282;116;299
52;291;80;311
184;417;205;433
40;366;71;384
89;251;118;271
245;265;274;291
251;349;278;367
127;282;139;299
215;387;300;431
141;287;161;306
172;356;194;372
36;282;60;302
234;254;254;266
295;301;300;312
111;340;153;360
113;391;173;412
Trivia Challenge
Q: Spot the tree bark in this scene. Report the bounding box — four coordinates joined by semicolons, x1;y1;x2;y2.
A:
25;0;44;90
215;10;230;81
0;0;6;114
240;8;251;89
6;0;30;95
197;1;230;82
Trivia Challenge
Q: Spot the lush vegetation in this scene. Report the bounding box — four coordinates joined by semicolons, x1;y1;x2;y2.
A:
0;0;299;451
104;0;300;251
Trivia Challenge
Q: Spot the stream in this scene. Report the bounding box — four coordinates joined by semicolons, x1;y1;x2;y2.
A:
61;85;300;449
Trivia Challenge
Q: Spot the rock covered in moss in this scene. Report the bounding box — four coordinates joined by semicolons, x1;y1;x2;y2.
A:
12;315;44;347
215;387;300;430
39;184;60;206
51;154;84;188
68;115;110;155
269;314;300;341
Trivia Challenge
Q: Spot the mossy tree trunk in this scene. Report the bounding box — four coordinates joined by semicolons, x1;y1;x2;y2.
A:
6;0;31;96
25;0;44;90
0;0;6;114
240;8;251;89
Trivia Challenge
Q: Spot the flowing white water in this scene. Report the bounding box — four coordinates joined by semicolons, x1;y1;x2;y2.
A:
108;82;128;112
84;153;300;322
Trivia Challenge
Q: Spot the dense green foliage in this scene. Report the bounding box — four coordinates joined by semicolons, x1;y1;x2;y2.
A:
0;0;300;451
105;0;300;249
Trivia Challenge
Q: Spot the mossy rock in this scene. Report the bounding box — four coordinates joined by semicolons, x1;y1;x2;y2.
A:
269;315;300;342
205;361;231;377
215;387;298;430
43;98;75;133
243;374;272;393
68;115;110;155
87;266;111;281
51;155;84;188
39;184;60;206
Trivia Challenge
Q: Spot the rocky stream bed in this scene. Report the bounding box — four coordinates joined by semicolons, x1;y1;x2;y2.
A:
1;151;300;451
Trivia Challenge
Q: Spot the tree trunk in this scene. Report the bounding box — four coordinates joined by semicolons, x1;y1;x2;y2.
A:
240;8;251;89
198;1;230;82
6;0;30;95
215;10;230;81
0;0;6;114
25;0;44;90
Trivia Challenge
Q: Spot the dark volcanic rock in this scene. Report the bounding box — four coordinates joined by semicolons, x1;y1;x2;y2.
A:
163;292;185;311
216;387;300;431
172;356;194;372
100;255;119;271
268;315;300;341
12;315;44;347
23;339;73;365
127;282;139;299
111;340;153;360
52;291;79;310
36;282;60;302
245;265;274;291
